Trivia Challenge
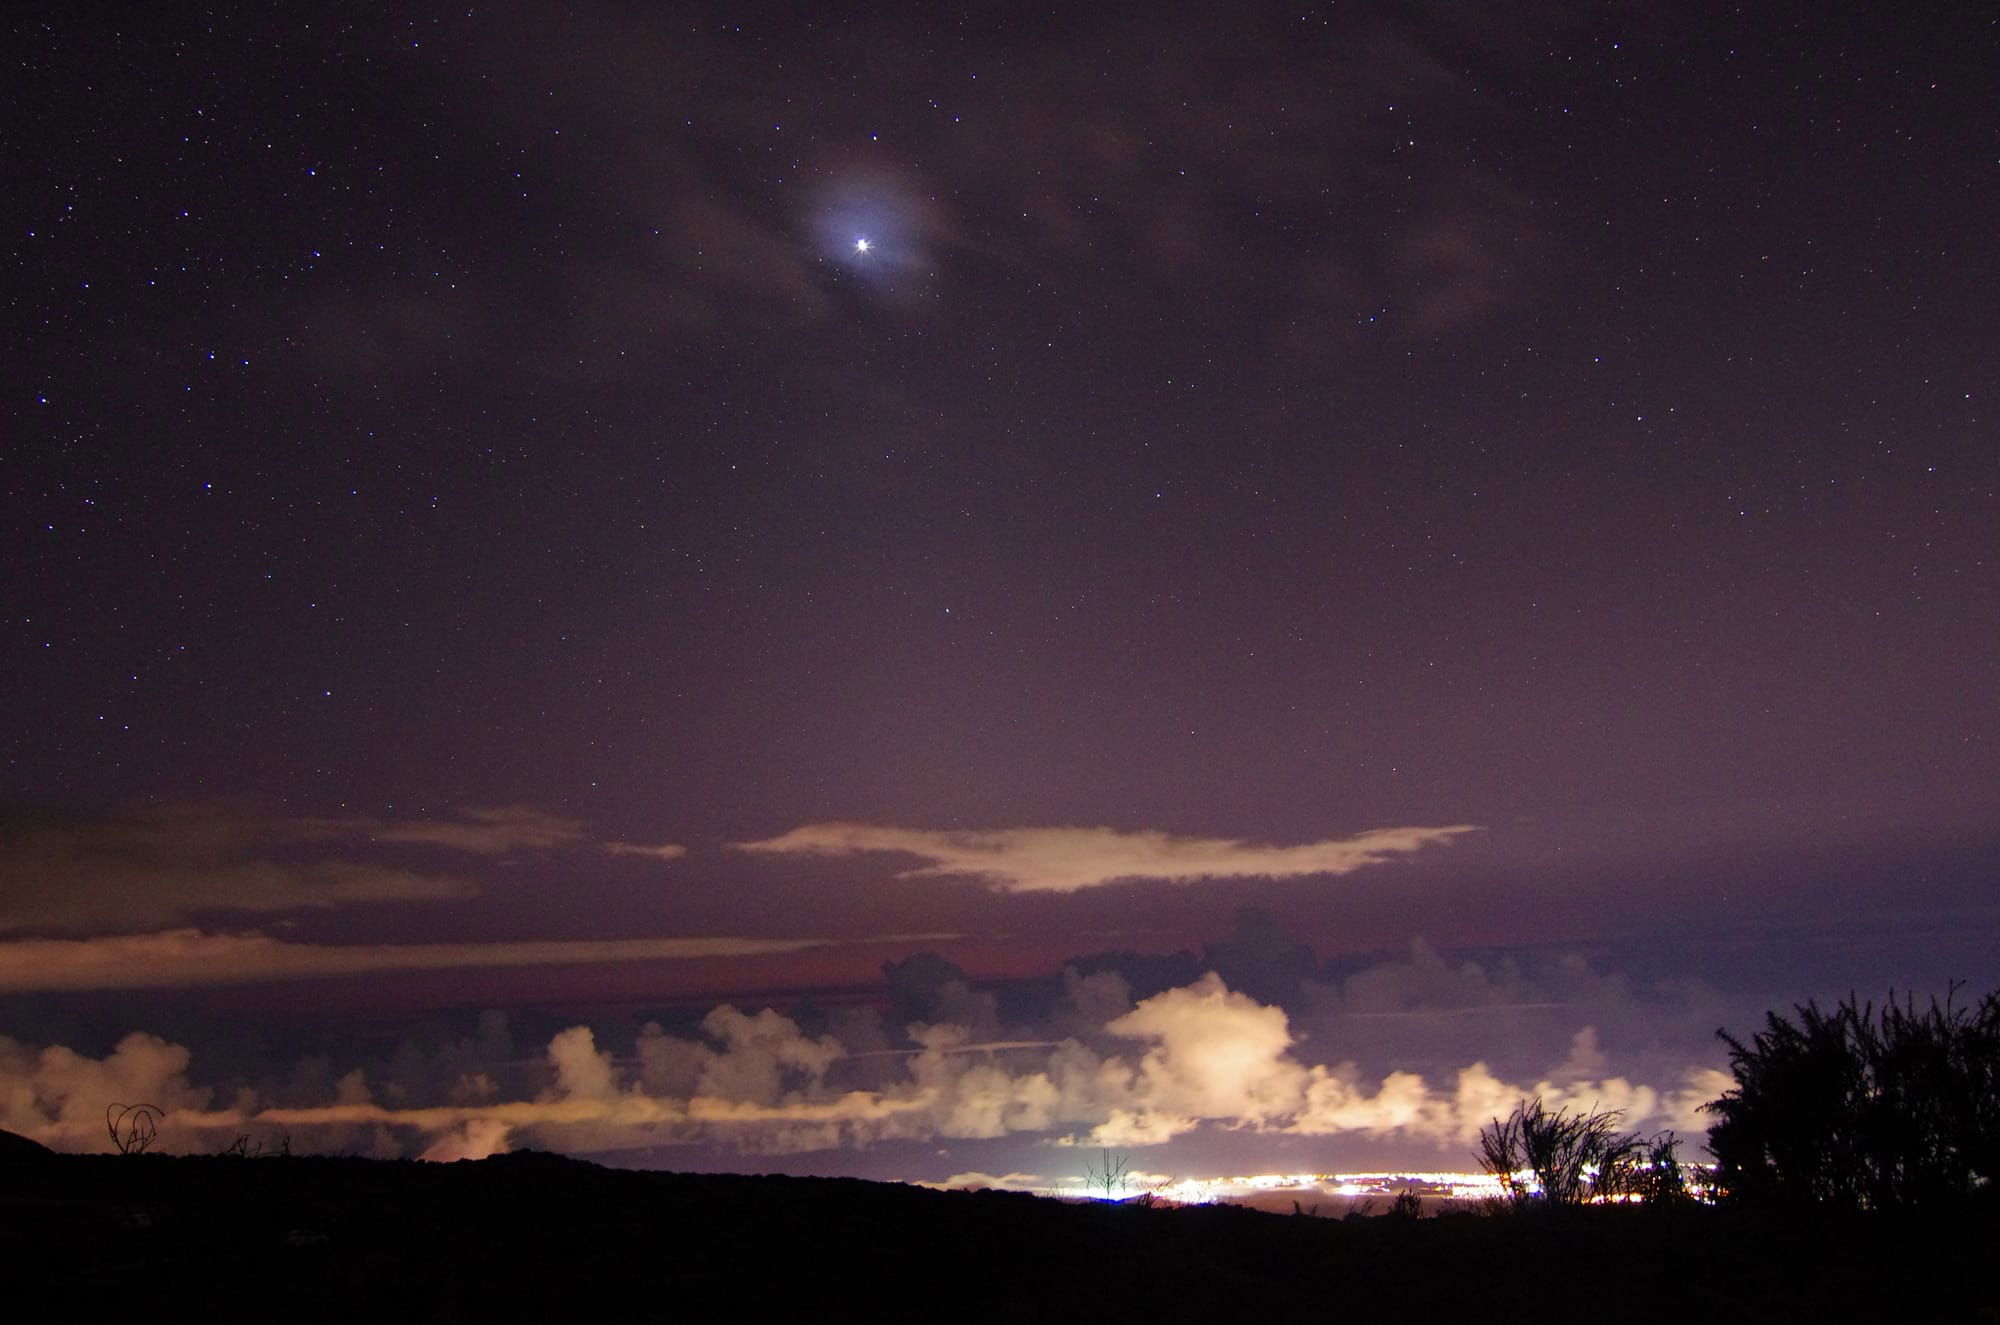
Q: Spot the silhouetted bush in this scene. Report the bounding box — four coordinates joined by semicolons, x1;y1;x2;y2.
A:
1705;985;2000;1209
1476;1097;1681;1208
1387;1188;1424;1220
1604;1130;1693;1206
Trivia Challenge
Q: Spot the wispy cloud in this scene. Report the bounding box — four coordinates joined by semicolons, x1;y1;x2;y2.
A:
0;804;473;932
267;1;1558;384
296;805;593;853
298;805;686;860
0;801;684;932
0;929;874;992
602;840;689;861
734;823;1479;892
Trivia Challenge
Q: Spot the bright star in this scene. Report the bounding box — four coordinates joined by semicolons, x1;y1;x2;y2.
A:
853;237;871;253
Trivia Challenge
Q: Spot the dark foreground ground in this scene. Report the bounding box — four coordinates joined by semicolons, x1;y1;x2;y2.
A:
4;1142;1996;1323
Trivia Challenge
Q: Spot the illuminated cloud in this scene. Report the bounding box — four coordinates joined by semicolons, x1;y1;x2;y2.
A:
0;1031;213;1143
419;1117;513;1163
733;823;1479;893
693;1006;845;1105
0;929;853;992
1105;973;1308;1131
0;977;1728;1164
546;1026;620;1102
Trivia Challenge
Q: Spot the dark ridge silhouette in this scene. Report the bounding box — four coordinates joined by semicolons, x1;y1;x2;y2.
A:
4;1148;1995;1322
0;1126;53;1164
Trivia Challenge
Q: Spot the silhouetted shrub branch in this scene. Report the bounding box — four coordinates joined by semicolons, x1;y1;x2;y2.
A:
106;1102;163;1155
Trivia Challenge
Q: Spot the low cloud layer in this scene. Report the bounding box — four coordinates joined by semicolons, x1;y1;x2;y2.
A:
734;824;1479;892
0;969;1725;1167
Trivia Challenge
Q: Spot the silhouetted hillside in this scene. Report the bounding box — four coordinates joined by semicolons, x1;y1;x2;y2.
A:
3;1150;1994;1322
0;1127;53;1165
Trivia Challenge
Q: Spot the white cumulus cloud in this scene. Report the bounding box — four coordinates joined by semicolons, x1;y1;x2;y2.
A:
0;970;1729;1165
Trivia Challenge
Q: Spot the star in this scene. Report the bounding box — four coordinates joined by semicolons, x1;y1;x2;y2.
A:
853;237;871;254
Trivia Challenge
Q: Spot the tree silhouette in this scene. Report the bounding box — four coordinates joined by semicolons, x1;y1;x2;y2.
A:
1705;985;2000;1209
1083;1148;1131;1201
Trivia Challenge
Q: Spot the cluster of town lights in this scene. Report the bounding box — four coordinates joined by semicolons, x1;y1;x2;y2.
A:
1059;1170;1517;1205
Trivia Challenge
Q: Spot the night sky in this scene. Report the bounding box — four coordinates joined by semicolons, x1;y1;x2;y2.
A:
4;2;1996;1185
